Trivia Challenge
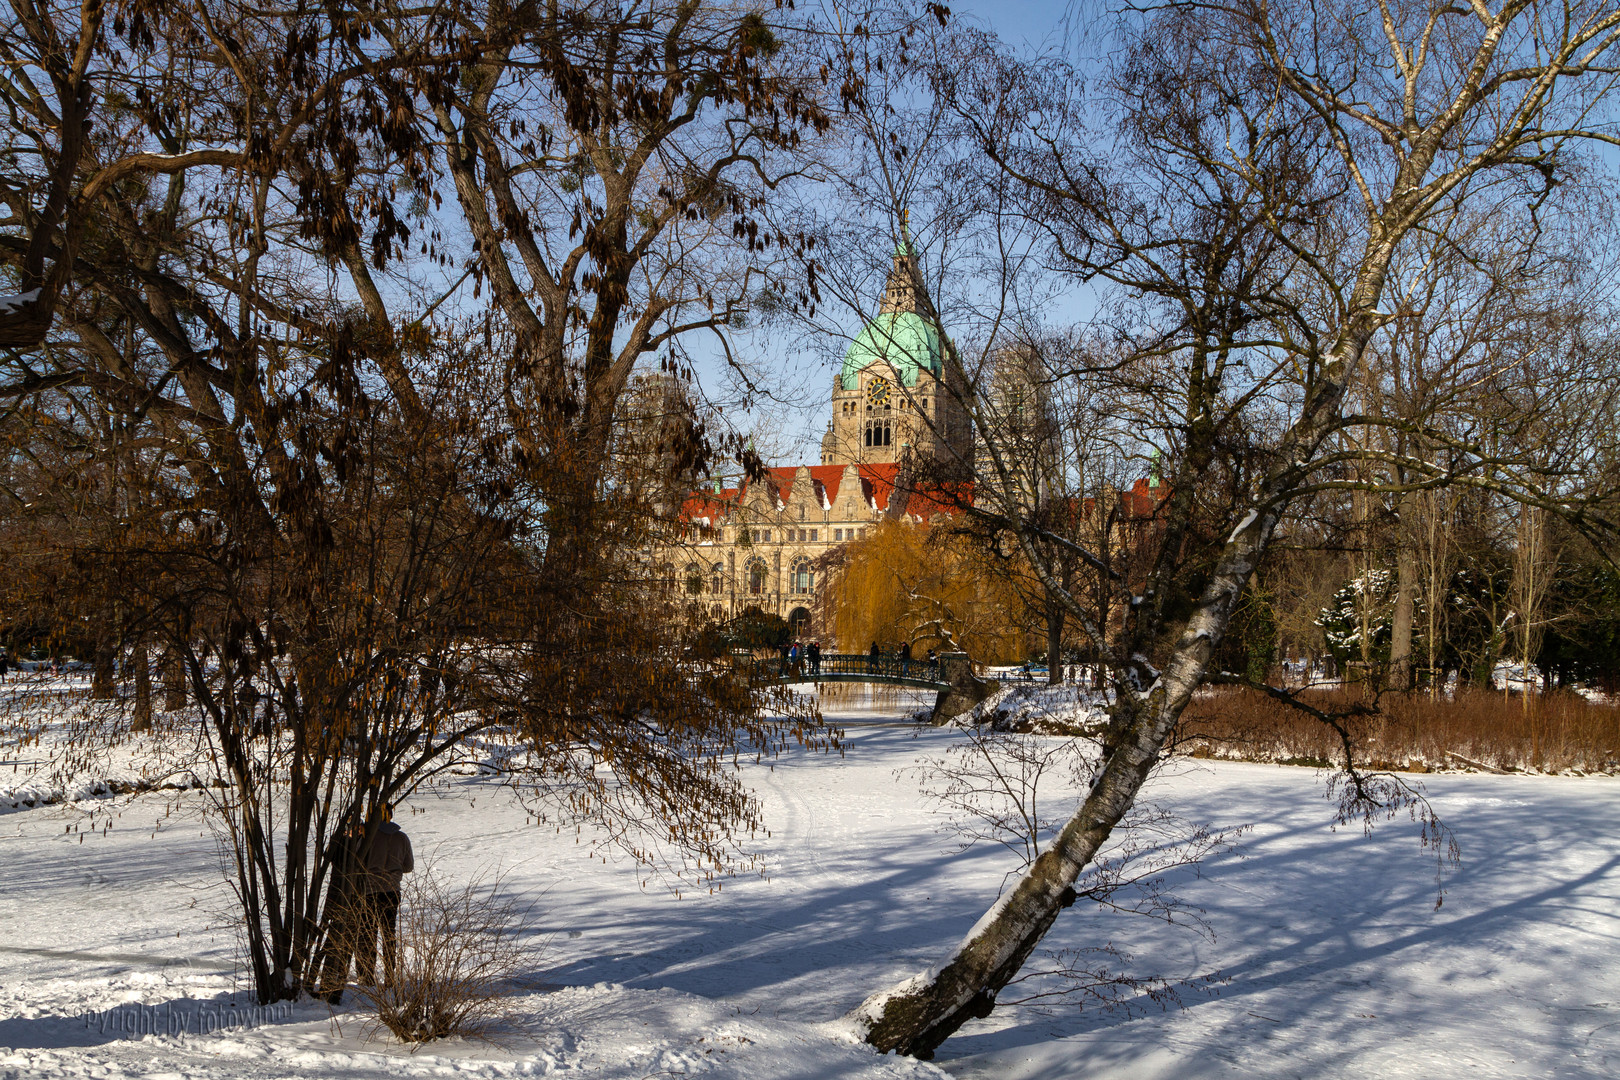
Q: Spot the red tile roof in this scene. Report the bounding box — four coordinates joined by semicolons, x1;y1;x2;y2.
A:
678;468;1159;530
677;461;965;524
1123;478;1171;520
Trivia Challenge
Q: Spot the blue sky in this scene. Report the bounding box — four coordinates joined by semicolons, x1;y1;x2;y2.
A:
951;0;1084;50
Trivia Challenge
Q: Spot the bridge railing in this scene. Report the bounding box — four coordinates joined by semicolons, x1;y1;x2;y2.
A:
747;653;943;685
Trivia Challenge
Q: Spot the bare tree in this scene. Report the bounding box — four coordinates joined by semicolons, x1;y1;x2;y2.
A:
841;0;1620;1057
0;0;834;1005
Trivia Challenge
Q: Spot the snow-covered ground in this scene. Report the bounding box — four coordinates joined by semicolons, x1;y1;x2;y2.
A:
4;685;1619;1078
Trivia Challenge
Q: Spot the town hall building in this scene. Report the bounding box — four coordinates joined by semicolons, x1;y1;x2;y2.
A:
654;244;972;639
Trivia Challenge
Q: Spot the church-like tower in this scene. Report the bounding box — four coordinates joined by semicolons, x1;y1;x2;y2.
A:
821;246;971;468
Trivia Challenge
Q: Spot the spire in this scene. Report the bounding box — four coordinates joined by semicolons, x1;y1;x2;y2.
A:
880;210;920;316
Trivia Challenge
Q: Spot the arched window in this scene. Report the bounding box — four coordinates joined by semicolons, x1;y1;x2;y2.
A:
790;557;814;594
711;561;725;595
685;564;704;595
747;558;768;596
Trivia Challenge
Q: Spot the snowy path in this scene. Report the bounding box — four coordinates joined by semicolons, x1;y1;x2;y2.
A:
3;691;1618;1078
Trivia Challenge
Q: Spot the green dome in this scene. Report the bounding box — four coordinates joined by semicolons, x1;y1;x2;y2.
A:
839;311;942;389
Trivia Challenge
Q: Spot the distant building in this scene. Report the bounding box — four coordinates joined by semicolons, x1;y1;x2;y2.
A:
648;243;966;641
618;371;703;518
974;344;1063;505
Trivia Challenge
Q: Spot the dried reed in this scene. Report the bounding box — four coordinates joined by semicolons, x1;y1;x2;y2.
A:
1177;686;1620;774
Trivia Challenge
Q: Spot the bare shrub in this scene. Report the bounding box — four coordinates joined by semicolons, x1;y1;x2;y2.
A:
1178;687;1620;774
1002;942;1228;1019
915;728;1087;872
341;870;540;1045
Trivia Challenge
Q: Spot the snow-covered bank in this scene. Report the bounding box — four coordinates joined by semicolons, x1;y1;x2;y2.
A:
0;977;944;1079
4;690;1618;1078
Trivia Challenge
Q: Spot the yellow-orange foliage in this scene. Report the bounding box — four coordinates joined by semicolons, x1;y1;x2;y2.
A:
826;520;1026;663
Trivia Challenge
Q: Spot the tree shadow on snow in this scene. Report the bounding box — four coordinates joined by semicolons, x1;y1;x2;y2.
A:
932;768;1620;1071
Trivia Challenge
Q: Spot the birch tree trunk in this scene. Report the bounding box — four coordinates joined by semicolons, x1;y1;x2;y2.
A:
852;494;1294;1054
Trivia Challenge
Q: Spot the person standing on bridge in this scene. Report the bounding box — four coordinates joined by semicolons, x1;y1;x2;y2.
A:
807;640;821;676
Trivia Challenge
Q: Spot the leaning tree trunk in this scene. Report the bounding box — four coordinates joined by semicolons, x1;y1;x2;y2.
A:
851;501;1285;1057
852;297;1371;1055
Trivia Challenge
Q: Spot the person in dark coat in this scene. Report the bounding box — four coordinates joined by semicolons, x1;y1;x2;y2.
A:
318;808;415;997
868;641;880;673
356;808;414;986
806;641;821;676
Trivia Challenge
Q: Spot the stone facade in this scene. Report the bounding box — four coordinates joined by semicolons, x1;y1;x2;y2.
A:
662;460;942;639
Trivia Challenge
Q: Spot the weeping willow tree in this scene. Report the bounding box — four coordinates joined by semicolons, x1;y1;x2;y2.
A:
823;520;1025;662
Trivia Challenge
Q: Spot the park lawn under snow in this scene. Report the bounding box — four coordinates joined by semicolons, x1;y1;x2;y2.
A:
3;686;1619;1079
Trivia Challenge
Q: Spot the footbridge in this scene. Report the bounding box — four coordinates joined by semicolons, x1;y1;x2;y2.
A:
743;652;974;692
